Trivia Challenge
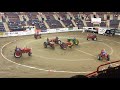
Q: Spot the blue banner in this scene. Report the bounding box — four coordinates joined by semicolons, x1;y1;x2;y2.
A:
41;29;47;32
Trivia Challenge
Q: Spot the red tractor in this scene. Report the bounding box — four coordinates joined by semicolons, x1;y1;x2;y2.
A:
34;29;41;39
98;50;110;61
49;37;61;44
60;41;73;50
34;33;41;39
43;37;61;49
44;38;55;49
14;46;32;58
87;33;97;41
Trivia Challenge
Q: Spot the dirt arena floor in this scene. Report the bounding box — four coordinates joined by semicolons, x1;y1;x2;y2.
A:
1;31;120;78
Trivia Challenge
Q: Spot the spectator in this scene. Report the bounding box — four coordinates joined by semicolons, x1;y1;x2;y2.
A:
108;64;113;69
81;16;84;20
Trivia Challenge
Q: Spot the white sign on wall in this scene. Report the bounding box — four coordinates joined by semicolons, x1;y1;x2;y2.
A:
47;29;56;33
91;18;101;23
98;28;107;34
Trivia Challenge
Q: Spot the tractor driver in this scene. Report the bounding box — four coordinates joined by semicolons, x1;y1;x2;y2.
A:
73;37;76;39
56;37;59;40
47;38;49;44
101;49;107;56
16;47;20;51
73;37;76;43
73;37;76;40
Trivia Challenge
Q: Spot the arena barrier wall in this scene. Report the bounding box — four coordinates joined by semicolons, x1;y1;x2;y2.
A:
1;26;120;37
0;27;83;37
0;32;3;37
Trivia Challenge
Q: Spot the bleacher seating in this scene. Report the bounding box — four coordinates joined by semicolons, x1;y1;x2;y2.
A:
42;12;55;20
27;20;47;30
46;20;63;28
1;16;6;22
7;21;25;31
100;22;106;27
62;19;75;28
98;14;104;21
0;12;120;32
113;14;118;20
25;12;39;20
96;12;107;15
42;12;63;28
71;12;80;19
74;19;84;28
83;12;93;15
85;15;91;21
0;22;5;32
58;12;68;20
96;12;107;21
4;12;20;22
86;22;93;27
81;12;92;21
110;20;120;28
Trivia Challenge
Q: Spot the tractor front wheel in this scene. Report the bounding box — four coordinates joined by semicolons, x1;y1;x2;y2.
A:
44;42;47;48
28;52;32;56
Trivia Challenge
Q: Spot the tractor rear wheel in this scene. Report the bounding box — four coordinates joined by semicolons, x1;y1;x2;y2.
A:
94;38;97;41
58;40;62;44
28;52;32;56
75;40;79;45
60;44;63;49
34;35;37;39
40;34;41;38
107;55;110;61
44;42;47;48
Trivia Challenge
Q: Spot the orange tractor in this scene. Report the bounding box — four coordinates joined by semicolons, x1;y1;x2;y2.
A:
14;46;32;58
34;33;41;39
34;29;41;39
60;41;73;49
60;37;79;50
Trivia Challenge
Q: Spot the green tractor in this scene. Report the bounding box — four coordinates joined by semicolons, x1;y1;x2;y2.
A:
67;38;79;45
